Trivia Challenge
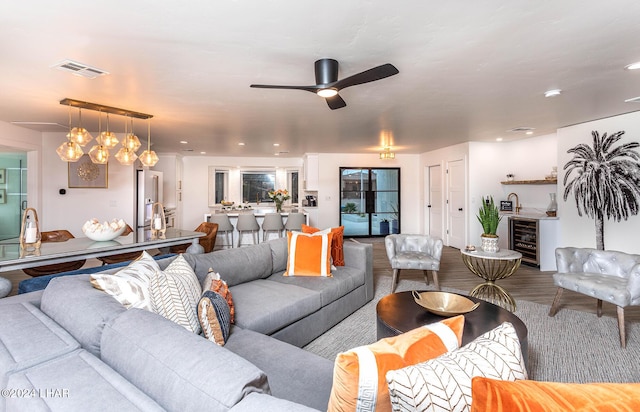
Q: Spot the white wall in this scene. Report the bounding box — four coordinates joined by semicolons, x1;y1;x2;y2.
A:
42;132;136;236
316;153;421;232
557;111;640;252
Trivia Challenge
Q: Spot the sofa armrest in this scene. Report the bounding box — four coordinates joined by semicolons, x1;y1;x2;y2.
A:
343;240;374;301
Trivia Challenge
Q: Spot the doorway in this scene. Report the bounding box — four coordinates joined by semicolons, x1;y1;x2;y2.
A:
0;153;27;241
339;167;400;237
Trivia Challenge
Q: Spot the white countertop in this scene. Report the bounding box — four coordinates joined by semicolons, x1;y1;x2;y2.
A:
500;209;559;220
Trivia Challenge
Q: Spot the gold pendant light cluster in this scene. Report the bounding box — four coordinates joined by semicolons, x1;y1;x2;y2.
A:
57;98;157;167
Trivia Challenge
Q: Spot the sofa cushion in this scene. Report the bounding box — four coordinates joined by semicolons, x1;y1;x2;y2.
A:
386;322;527;412
182;241;274;286
470;378;640;412
0;302;79;384
285;230;334;276
225;328;334;411
6;349;164;412
269;237;289;273
198;290;231;345
101;308;269;412
90;251;160;311
230;393;322;412
267;265;365;306
229;279;322;335
302;224;345;266
40;274;126;358
328;316;464;412
149;254;202;333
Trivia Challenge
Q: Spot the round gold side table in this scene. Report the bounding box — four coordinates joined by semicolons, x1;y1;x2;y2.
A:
460;248;522;312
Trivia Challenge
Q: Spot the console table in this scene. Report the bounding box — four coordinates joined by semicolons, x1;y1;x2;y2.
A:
0;228;204;273
460;248;522;312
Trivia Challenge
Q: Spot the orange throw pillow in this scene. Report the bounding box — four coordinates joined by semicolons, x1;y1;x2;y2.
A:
284;229;334;276
328;315;465;412
302;224;345;266
471;377;640;412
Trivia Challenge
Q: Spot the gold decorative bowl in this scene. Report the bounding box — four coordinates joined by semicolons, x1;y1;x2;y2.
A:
221;201;234;207
412;291;480;316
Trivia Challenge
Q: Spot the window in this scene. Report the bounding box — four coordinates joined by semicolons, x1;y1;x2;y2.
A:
208;167;229;206
242;171;276;203
287;170;299;204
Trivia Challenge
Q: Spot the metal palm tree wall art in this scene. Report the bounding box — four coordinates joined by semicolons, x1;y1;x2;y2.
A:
563;130;640;250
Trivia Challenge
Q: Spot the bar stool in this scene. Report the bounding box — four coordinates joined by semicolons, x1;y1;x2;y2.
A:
237;213;260;247
262;213;284;241
209;214;235;249
284;213;306;232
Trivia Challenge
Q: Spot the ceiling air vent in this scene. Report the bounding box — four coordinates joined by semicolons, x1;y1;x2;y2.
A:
508;127;535;133
52;60;109;79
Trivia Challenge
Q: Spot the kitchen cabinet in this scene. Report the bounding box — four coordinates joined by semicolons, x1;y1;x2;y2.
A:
304;154;319;191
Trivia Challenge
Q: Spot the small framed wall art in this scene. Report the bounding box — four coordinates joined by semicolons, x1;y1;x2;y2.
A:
500;200;513;212
0;168;5;184
68;154;108;189
0;189;6;204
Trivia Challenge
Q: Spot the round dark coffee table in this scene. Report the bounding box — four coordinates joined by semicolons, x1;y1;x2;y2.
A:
376;291;528;362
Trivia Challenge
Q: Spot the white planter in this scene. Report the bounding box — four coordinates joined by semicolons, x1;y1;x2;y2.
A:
481;235;500;253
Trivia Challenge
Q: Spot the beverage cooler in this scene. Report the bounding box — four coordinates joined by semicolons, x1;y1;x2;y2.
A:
508;217;539;266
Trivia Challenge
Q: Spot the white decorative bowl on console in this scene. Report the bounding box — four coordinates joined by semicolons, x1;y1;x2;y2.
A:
82;218;127;241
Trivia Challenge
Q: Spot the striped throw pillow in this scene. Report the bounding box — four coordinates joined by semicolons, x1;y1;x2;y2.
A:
327;315;465;412
148;254;202;334
386;322;527;412
198;290;231;346
284;229;334;276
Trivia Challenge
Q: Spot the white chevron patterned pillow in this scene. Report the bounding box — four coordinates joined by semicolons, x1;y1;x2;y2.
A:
149;254;202;334
386;322;527;412
90;251;160;311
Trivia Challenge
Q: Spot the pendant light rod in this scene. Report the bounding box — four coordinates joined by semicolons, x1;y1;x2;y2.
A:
60;98;153;119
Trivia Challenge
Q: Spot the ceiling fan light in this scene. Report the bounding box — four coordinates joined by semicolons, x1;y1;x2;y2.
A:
317;88;338;98
56;141;84;162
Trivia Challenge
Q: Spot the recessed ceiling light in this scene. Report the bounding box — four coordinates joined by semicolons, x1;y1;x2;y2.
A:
496;137;503;142
180;140;188;144
526;131;534;135
273;143;280;147
274;152;280;156
625;61;640;70
544;89;562;97
200;151;206;154
238;142;245;146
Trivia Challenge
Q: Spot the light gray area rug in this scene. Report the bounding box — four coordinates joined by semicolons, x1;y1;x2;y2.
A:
304;276;640;383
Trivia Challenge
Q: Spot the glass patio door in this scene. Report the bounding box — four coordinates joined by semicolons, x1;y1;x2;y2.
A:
340;167;400;237
0;153;27;241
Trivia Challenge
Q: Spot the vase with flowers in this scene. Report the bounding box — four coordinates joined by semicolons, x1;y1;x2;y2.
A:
268;189;290;213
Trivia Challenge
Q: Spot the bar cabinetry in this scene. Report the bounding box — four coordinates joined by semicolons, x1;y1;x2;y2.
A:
509;217;539;266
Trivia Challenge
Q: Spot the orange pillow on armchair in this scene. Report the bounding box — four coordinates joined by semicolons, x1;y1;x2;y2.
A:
302;224;345;266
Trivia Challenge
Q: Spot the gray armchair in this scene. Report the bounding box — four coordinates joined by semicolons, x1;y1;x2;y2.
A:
549;247;640;348
385;234;443;293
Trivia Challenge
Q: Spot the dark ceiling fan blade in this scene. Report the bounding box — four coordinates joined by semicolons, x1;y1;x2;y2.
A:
250;84;318;93
325;94;347;110
332;63;399;91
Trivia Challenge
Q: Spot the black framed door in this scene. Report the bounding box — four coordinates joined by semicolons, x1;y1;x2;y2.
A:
340;167;400;237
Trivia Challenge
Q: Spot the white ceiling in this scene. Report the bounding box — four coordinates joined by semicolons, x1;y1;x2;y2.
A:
3;1;640;158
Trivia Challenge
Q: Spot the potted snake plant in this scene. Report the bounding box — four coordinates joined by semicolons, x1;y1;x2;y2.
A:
477;196;502;252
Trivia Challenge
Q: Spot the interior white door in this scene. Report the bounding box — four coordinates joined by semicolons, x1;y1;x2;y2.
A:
427;165;443;239
447;159;466;249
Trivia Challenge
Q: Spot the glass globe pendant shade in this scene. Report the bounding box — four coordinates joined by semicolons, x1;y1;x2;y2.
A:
139;149;159;167
88;144;109;164
56;140;84;162
97;114;119;148
115;147;138;165
68;127;94;147
123;133;142;152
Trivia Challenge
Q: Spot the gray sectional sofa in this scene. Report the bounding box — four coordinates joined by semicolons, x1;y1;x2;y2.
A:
0;237;373;412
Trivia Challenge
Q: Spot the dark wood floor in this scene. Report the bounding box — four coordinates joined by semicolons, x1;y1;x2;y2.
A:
3;239;638;323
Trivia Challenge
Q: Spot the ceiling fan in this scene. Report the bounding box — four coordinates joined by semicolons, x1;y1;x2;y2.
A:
250;58;399;110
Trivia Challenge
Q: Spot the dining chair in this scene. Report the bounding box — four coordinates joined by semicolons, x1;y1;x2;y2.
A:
170;222;219;254
96;224;142;265
22;230;86;277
